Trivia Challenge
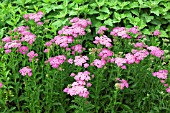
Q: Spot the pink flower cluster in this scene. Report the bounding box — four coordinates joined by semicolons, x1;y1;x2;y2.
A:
93;35;112;47
73;56;89;68
23;11;44;25
133;42;145;49
109;49;149;69
2;36;11;42
27;51;38;62
147;46;164;58
3;40;22;54
19;66;32;76
92;59;106;68
14;26;36;45
58;17;91;37
131;49;149;63
98;48;113;59
115;78;129;90
127;26;139;34
71;44;85;55
152;70;170;93
63;71;92;98
54;35;74;48
110;27;131;39
46;55;66;68
152;70;168;80
19;46;29;54
97;26;108;34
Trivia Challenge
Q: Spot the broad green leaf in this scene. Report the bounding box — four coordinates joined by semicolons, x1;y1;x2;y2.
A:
151;8;160;16
114;12;121;20
123;11;132;18
100;6;110;14
142;29;151;35
88;9;99;15
129;2;139;8
68;10;78;16
138;0;143;5
96;13;109;20
131;9;139;16
104;19;113;26
6;20;14;26
160;30;168;37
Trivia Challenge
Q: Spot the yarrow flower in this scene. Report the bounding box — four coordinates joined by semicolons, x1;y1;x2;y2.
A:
46;55;66;68
152;70;168;80
93;35;112;47
74;56;89;66
27;51;38;62
97;26;108;34
153;30;161;36
98;48;113;59
19;46;29;54
54;35;74;48
19;66;32;76
115;78;129;90
92;59;106;68
23;11;44;25
110;27;131;39
64;71;92;98
58;17;91;38
147;46;164;58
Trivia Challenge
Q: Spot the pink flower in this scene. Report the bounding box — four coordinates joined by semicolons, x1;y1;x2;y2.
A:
87;83;92;87
84;63;89;68
67;58;73;64
45;42;52;46
128;26;139;34
93;59;106;68
19;66;32;76
47;55;66;68
27;51;38;62
74;56;89;66
2;36;11;42
152;70;168;80
19;46;29;54
98;48;113;59
97;26;108;34
43;49;49;53
5;49;12;54
0;82;3;88
93;35;112;47
147;46;164;58
166;87;170;93
115;78;129;90
153;30;161;36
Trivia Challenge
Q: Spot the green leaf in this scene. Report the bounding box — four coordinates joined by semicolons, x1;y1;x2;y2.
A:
151;8;160;16
114;12;121;20
160;30;168;37
73;0;84;4
69;10;78;16
142;29;151;35
131;9;139;16
100;6;110;14
96;13;109;20
104;19;113;27
129;2;139;8
88;9;99;15
6;20;14;26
